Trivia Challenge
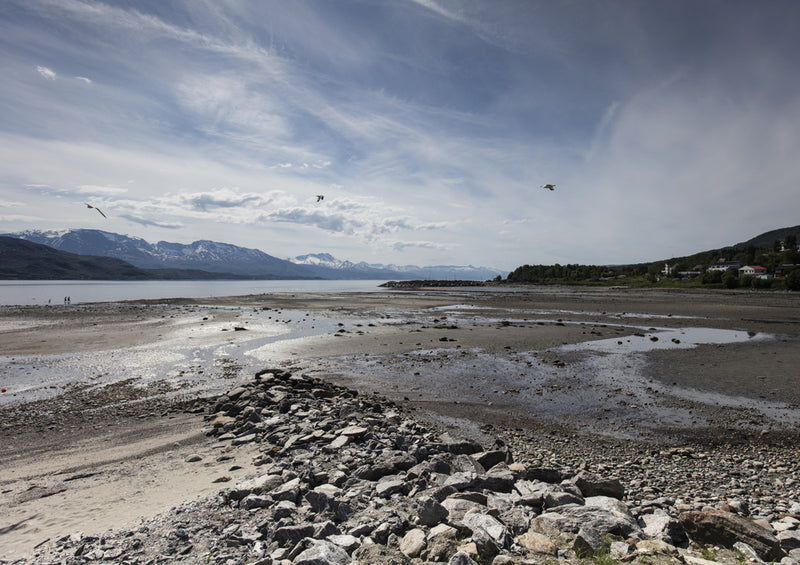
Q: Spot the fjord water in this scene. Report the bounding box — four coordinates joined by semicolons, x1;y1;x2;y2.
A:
0;279;387;306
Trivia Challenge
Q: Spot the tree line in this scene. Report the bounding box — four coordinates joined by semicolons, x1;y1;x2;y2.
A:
503;234;800;291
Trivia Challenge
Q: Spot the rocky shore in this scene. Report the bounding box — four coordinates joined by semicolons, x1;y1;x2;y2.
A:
12;367;799;565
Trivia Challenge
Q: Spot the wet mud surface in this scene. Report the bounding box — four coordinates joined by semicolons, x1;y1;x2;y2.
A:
3;287;799;445
2;286;800;559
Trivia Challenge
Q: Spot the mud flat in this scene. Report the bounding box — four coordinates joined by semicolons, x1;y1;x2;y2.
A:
1;286;799;562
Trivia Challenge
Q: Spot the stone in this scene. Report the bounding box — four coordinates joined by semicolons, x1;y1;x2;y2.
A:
779;530;800;550
525;467;565;483
271;476;302;502
355;451;418;481
636;539;677;556
427;524;460;562
680;510;786;562
609;540;631;559
232;473;283;499
572;471;625;500
534;502;642;539
639;510;688;546
475;464;516;493
573;526;609;557
447;550;479;565
314;520;340;539
305;488;334;513
462;512;510;549
399;528;426;557
274;524;315;546
444;471;478;490
351;543;412;564
375;477;406;498
473;450;509;470
273;500;297;520
442;496;486;523
733;541;762;561
294;539;351;565
584;495;629;515
544;488;584;509
439;433;483;455
327;534;360;552
327;435;349;450
456;540;479;560
232;433;257;445
514;480;547;508
338;425;369;437
242;494;272;509
516;531;558;555
417;495;449;526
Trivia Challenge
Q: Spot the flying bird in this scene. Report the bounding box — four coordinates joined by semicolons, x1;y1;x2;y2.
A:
85;203;107;218
541;184;556;191
316;195;324;202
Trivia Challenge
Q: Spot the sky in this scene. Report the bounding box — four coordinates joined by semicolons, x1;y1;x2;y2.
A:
2;0;799;271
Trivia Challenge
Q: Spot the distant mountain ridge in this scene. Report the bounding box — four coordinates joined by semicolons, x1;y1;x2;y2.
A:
290;252;505;281
2;230;506;281
0;236;249;280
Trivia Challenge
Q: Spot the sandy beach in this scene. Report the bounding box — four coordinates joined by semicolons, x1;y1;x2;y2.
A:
1;286;799;561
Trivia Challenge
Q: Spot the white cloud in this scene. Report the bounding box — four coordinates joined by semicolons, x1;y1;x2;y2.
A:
119;214;183;229
36;65;56;80
390;239;448;251
76;184;128;195
4;1;800;269
0;199;26;208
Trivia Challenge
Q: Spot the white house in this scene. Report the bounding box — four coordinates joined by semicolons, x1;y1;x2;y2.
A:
708;260;743;272
739;265;768;278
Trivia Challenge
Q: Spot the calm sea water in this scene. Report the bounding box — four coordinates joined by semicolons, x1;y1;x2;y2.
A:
0;279;387;306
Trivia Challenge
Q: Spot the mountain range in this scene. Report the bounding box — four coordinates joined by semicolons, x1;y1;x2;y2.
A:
0;229;506;281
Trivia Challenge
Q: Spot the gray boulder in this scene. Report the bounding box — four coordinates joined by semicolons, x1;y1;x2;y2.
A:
679;510;786;562
572;471;625;499
639;510;688;546
447;550;479;565
294;539;351;565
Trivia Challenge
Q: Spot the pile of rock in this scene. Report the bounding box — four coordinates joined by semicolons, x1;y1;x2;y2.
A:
18;369;800;565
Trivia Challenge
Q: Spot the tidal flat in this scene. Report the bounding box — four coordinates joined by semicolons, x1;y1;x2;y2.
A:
1;286;799;560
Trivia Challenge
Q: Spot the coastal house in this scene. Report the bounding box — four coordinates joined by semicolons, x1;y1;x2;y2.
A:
707;259;743;272
775;264;800;277
739;265;768;278
662;263;679;276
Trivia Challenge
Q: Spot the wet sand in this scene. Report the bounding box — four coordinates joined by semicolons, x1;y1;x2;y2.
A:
1;286;799;559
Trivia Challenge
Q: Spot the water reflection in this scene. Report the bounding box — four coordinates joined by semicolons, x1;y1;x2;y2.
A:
561;326;770;353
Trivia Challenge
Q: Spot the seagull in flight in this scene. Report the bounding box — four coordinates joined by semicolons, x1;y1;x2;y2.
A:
316;195;324;202
85;203;107;218
541;184;556;191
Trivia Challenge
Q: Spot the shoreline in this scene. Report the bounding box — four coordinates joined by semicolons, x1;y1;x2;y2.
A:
2;287;799;561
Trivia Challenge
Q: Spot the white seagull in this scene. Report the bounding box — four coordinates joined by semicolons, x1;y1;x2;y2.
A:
85;203;107;218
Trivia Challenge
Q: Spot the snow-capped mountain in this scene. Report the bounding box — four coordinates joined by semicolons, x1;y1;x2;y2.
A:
3;230;506;280
4;229;314;278
289;253;406;280
290;253;506;281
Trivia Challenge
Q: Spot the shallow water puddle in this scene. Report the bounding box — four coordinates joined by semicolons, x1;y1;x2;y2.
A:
561;326;771;353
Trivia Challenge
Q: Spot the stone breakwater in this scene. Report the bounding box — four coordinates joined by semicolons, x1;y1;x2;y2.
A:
14;369;800;565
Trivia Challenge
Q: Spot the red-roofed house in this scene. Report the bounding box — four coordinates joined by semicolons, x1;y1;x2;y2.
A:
739;265;768;278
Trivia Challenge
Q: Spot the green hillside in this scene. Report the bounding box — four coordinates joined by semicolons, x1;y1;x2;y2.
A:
506;225;800;290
